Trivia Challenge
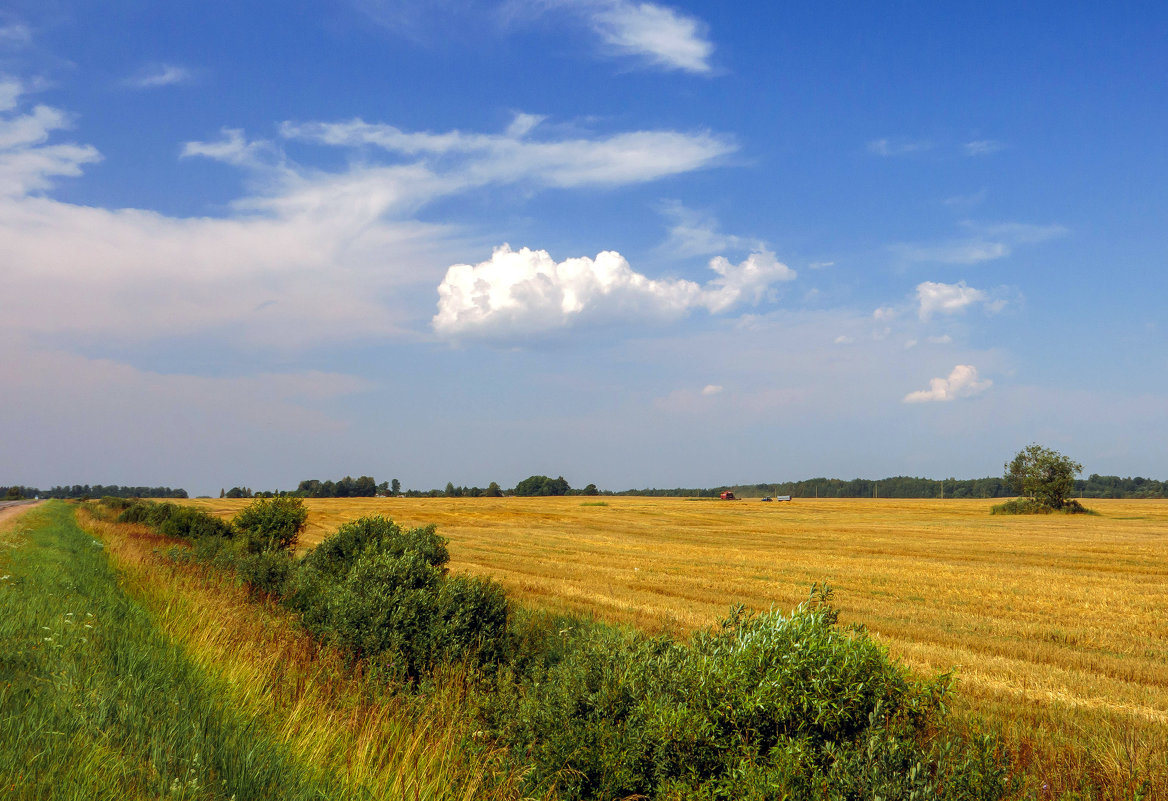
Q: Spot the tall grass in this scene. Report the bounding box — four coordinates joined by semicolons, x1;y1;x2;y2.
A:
76;506;530;801
0;502;334;800
0;501;528;801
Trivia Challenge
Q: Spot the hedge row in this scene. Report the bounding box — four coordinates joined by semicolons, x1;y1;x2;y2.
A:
106;498;1011;800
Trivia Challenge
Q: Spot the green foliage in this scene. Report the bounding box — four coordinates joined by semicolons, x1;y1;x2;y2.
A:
159;505;235;540
486;588;1010;801
301;516;448;579
116;500;179;527
1004;444;1084;510
0;502;332;800
289;517;505;678
991;498;1093;516
232;496;307;552
112;500;235;541
296;475;378;498
514;475;571;496
234;548;298;598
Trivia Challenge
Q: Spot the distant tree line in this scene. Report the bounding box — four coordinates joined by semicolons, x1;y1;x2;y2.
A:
616;474;1168;499
295;475;380;497
2;484;188;500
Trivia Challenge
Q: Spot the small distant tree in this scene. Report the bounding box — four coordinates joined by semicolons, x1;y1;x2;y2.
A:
583;483;599;496
391;478;401;496
1003;444;1083;511
514;475;571;496
484;481;502;498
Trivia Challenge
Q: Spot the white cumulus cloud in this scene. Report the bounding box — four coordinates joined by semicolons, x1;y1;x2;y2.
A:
903;364;992;403
703;249;796;313
701;384;723;395
433;244;795;340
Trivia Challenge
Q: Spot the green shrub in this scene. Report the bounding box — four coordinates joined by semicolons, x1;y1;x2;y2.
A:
991;498;1093;515
301;516;448;578
117;500;179;528
288;516;506;679
100;496;132;511
159;506;235;541
436;574;509;670
232;497;307;552
487;587;1009;801
235;548;298;598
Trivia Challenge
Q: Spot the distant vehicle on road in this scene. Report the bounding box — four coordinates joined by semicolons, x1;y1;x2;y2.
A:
720;491;736;500
761;497;773;502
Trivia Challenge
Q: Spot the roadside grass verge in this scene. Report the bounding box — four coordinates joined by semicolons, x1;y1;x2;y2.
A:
0;501;333;800
75;505;529;801
0;501;527;801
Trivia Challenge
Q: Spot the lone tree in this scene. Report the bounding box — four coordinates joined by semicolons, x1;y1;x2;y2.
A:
1004;444;1082;510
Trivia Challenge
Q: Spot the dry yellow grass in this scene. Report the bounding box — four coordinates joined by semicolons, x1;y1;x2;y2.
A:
184;495;1168;796
78;507;531;801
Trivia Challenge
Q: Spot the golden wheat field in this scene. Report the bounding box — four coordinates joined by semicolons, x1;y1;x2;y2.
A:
184;495;1168;791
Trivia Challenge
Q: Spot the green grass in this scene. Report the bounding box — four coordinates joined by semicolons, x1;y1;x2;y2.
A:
578;501;608;507
0;501;336;800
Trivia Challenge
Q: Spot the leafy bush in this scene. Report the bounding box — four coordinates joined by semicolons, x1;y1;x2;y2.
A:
991;498;1092;515
235;548;298;598
232;496;307;552
159;506;236;540
301;516;448;579
288;516;506;678
100;496;132;510
486;587;1009;801
117;500;179;528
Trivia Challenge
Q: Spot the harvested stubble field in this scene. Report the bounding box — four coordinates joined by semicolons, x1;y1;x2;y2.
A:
185;495;1168;794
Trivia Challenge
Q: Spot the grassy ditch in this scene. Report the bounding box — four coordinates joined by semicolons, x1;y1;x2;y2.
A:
0;501;332;800
90;497;1016;800
1;501;524;801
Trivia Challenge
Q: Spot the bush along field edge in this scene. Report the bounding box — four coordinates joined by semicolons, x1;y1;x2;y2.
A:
67;495;1020;800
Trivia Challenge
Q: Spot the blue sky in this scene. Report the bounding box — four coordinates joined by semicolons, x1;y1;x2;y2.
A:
2;1;1165;495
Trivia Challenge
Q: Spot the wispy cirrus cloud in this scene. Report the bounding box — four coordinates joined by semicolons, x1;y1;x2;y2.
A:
964;139;1005;156
656;201;762;257
123;63;196;89
0;78;100;196
0;21;32;47
278;113;734;190
891;220;1068;265
867;137;932;157
583;0;714;73
2;83;735;351
348;1;714;73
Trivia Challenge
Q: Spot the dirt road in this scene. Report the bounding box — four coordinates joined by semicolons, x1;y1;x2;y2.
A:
0;499;41;528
